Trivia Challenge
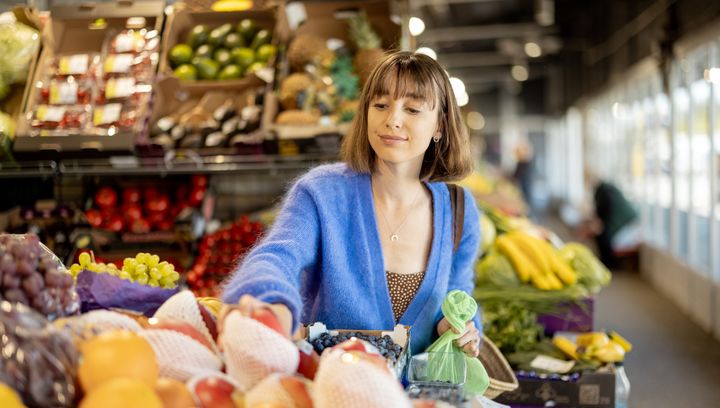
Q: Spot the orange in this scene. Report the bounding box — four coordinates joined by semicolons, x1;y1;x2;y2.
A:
78;330;159;392
155;377;197;408
80;378;162;408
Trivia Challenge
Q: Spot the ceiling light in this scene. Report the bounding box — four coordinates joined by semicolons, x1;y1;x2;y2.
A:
449;77;466;96
466;111;485;130
511;65;529;82
415;47;437;60
524;42;542;58
457;91;469;107
409;17;426;36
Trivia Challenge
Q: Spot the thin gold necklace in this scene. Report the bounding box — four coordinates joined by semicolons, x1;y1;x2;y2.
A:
372;177;424;242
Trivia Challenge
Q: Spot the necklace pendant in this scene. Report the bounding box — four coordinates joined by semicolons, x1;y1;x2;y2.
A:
390;234;399;242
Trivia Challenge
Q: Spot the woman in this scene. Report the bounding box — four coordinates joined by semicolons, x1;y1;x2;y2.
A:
222;51;482;356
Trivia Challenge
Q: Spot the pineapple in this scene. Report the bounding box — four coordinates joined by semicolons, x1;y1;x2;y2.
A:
348;12;385;85
280;73;313;110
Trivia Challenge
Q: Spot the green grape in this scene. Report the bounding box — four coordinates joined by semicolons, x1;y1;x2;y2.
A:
135;253;148;264
159;276;175;288
147;254;160;268
123;257;137;269
79;252;91;267
149;267;162;281
136;274;149;285
69;264;82;276
148;279;159;287
169;271;180;281
134;264;148;277
118;271;132;280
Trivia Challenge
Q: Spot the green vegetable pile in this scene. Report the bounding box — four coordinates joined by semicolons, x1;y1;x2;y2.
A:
480;300;544;355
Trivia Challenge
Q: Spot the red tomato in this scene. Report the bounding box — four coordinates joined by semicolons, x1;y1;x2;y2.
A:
95;187;118;210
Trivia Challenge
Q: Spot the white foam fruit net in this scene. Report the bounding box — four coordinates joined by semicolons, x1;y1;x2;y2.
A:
68;310;143;333
244;373;312;408
314;350;412;408
153;290;218;353
140;329;223;381
221;311;299;392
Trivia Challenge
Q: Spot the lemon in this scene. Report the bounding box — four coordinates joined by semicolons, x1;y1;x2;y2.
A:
80;378;162;408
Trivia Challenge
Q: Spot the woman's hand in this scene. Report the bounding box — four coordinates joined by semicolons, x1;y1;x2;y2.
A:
437;318;481;358
219;294;293;338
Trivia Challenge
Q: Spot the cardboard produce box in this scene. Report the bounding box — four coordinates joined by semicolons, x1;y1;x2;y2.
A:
158;7;276;94
13;0;165;158
495;370;615;408
306;322;410;379
268;0;402;141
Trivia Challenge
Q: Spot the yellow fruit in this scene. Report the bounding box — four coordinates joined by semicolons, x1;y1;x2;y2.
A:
507;231;551;276
0;383;26;408
609;330;633;352
552;336;579;360
495;234;538;283
589;341;626;363
80;378;162;408
576;332;609;348
155;377;196;408
78;330;159;392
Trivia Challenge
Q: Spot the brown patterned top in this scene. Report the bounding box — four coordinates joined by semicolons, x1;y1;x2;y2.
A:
386;270;426;322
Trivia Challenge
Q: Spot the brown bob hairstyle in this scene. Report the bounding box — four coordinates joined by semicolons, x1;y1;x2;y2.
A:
341;51;473;182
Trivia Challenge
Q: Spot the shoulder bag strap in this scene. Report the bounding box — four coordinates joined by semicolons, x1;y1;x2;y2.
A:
446;183;465;253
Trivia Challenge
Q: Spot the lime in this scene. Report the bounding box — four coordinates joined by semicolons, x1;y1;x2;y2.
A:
168;44;193;68
217;64;243;80
213;48;232;67
250;29;271;50
244;61;265;75
236;19;258;43
194;58;220;80
223;32;245;49
173;64;197;81
208;23;233;47
230;47;255;69
255;44;277;63
194;44;215;60
187;24;209;49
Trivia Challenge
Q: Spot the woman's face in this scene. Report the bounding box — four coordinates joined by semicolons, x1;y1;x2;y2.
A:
367;84;441;169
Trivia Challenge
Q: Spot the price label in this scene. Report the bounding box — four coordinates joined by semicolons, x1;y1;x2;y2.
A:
36;105;66;122
114;33;136;53
105;77;136;99
59;54;89;75
104;54;134;74
49;81;78;104
93;103;122;126
530;355;575;374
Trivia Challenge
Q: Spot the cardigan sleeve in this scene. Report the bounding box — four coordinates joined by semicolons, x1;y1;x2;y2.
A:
448;187;483;331
221;178;320;333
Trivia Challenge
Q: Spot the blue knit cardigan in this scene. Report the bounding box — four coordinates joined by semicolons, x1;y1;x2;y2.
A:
222;163;481;354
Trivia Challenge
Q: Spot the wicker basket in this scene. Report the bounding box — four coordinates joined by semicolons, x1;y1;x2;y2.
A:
477;335;519;399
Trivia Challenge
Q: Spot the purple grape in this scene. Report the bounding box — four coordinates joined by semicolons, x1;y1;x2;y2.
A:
32;289;53;312
44;270;65;288
3;273;20;289
56;273;73;289
15;260;33;277
10;243;28;259
22;273;44;297
4;289;29;305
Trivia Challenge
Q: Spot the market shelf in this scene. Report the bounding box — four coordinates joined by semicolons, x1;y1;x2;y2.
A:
0;160;59;178
1;153;338;178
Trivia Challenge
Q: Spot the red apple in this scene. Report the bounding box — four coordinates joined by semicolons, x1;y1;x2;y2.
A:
188;186;206;207
146;317;215;352
122;187;141;204
105;214;124;232
279;376;313;408
250;307;287;338
191;175;208;188
193;376;236;408
198;303;218;341
95;186;118;210
85;209;103;228
146;193;170;213
123;204;143;221
296;342;320;380
130;218;151;234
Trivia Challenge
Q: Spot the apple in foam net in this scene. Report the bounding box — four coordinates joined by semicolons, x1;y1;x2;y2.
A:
250;307;287;338
296;342;320;380
192;376;239;408
279;376;313;408
145;317;215;352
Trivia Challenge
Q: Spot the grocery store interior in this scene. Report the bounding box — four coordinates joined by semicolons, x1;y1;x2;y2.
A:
1;0;720;407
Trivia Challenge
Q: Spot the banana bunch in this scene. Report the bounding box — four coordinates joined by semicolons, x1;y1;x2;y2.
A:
553;331;632;363
494;230;577;290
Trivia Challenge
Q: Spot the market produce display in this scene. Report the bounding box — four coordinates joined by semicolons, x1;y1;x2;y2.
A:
168;19;276;81
27;27;159;137
68;252;180;289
